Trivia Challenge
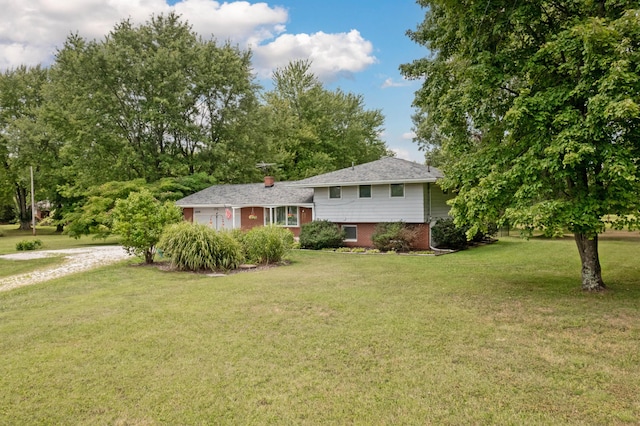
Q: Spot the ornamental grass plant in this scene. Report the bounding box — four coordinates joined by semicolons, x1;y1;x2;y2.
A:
158;222;243;272
241;225;294;264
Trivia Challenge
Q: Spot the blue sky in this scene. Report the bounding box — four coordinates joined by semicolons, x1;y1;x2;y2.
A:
278;0;429;162
1;0;429;162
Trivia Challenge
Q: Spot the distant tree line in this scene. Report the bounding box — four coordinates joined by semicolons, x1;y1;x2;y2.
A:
0;12;388;232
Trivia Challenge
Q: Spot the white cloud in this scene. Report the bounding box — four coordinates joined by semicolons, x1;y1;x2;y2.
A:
0;0;376;83
172;0;287;43
253;30;377;82
0;0;170;69
389;147;418;162
381;77;410;89
402;131;417;140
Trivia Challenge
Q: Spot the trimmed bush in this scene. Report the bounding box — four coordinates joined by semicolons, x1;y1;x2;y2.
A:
371;222;419;252
158;222;243;272
16;239;43;251
431;218;468;250
299;220;345;250
241;225;294;264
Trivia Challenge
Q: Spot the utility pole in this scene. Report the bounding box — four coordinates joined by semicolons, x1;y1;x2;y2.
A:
31;166;36;236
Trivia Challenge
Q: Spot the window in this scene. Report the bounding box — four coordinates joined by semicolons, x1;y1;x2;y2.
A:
359;185;371;198
272;206;299;227
287;206;298;226
390;183;404;197
329;186;341;199
342;225;357;241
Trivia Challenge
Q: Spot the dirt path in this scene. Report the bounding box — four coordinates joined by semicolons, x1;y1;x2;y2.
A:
0;246;131;292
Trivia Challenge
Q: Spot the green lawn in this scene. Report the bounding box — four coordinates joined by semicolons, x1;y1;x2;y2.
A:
0;236;639;424
0;224;120;255
0;225;121;278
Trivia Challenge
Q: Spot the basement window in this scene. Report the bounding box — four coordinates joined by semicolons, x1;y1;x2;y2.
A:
342;225;357;242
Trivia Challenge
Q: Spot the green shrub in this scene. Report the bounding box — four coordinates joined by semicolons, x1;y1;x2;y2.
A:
16;239;43;251
371;222;419;252
158;222;243;272
242;225;294;264
470;222;499;242
431;218;468;250
299;220;345;250
112;189;183;264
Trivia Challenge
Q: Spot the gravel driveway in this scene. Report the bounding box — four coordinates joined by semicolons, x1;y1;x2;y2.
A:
0;246;131;292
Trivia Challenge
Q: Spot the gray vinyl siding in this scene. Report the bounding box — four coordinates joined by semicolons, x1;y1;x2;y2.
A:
430;184;454;219
314;183;426;222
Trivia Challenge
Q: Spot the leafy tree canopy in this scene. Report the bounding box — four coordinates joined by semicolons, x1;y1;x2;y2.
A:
262;60;389;180
0;65;61;230
402;1;640;291
49;12;265;187
60;174;216;239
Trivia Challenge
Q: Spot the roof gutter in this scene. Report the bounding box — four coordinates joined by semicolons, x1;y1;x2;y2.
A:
286;178;440;188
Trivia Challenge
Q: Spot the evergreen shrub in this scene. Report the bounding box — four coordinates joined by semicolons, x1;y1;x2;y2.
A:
299;220;344;250
431;218;468;250
371;222;419;252
158;222;243;271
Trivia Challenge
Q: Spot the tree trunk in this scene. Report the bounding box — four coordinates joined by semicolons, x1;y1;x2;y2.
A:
15;184;31;231
574;233;606;291
144;248;154;264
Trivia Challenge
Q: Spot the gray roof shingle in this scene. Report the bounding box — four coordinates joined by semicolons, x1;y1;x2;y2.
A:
288;157;443;187
176;182;313;207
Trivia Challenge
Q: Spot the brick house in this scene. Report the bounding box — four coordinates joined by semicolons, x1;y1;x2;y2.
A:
176;157;452;248
176;177;314;238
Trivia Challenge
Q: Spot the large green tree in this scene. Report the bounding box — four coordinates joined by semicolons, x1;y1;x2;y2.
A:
0;66;61;230
262;60;388;180
402;1;640;291
49;12;265;188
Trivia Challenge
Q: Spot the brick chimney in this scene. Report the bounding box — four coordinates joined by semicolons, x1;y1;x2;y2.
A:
264;176;275;188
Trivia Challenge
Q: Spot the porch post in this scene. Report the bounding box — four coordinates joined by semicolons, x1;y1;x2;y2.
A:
232;207;237;229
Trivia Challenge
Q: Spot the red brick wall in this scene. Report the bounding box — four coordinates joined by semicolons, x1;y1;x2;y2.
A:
240;207;264;231
337;222;431;250
412;224;431;250
238;206;313;238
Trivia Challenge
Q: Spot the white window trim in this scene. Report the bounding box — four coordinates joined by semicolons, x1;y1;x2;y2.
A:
390;183;405;198
329;186;342;199
265;206;300;227
286;206;299;227
342;225;357;242
358;185;372;199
